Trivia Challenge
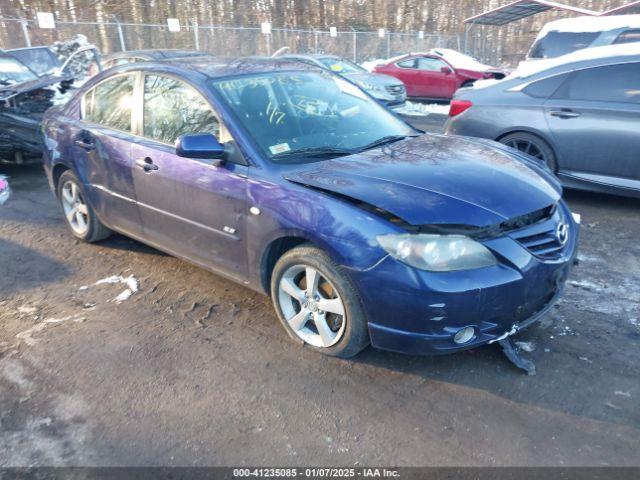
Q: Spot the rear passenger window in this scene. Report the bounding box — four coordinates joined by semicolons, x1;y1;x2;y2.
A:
523;74;568;98
83;74;134;131
143;75;220;144
556;63;640;103
613;29;640;45
416;57;448;71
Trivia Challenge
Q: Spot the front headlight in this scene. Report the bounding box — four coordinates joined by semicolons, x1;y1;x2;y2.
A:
376;234;497;272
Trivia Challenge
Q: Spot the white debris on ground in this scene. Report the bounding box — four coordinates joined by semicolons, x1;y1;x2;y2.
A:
16;315;86;346
394;101;450;116
81;275;139;303
568;280;605;293
0;175;11;205
515;341;536;352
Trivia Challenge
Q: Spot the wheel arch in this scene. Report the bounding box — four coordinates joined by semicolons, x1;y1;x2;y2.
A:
259;233;351;295
51;162;72;194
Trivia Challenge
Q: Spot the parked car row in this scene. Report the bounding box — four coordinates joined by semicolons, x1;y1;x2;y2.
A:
38;54;579;363
446;44;640;198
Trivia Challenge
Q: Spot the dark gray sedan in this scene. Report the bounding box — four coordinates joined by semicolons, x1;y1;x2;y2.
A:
445;47;640;198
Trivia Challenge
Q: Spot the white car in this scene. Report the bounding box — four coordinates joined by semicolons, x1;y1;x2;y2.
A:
527;14;640;61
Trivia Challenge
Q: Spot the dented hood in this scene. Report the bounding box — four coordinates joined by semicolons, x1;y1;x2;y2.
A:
284;134;561;227
0;74;72;101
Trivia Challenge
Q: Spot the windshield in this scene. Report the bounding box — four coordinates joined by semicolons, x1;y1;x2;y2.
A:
318;58;364;74
0;57;38;85
210;71;415;163
8;47;61;76
529;31;600;59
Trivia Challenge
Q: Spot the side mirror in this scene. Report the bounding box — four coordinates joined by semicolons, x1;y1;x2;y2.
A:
441;66;453;75
176;133;226;163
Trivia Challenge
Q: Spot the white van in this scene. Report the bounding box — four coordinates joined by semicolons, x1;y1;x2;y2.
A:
527;14;640;60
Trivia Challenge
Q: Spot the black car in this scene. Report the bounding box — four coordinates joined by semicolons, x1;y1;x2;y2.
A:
0;46;100;165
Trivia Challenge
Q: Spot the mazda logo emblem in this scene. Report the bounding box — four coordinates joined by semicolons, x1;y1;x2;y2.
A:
556;222;569;246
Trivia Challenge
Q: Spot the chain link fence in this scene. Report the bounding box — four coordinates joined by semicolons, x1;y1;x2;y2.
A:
0;17;461;64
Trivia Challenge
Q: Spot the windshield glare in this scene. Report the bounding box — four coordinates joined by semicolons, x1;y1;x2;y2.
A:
0;57;38;85
211;72;414;163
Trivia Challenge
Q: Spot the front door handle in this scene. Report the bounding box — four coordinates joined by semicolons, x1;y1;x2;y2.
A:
550;110;581;119
136;157;158;172
74;139;95;150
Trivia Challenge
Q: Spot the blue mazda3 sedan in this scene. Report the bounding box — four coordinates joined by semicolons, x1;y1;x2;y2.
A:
41;57;579;358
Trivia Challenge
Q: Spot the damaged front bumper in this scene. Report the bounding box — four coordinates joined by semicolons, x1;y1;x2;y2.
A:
350;209;579;356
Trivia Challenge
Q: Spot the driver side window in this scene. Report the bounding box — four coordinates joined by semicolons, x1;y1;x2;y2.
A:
143;74;223;145
416;57;448;71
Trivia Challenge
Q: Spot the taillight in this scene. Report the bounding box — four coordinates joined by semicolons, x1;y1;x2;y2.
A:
449;100;473;117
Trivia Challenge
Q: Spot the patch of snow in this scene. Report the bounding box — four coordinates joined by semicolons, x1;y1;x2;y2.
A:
614;390;631;398
18;306;38;315
536;14;640;38
568;280;604;293
513;43;640;79
16;315;85;346
0;175;11;205
470;78;502;90
515;341;536;353
361;54;407;72
394;101;450;116
85;274;139;303
429;48;494;72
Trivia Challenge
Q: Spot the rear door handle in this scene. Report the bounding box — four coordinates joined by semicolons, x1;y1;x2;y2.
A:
74;139;95;150
136;157;158;172
550;110;581;119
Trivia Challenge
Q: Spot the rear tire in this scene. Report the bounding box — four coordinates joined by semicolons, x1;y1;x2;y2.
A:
499;132;558;172
57;170;111;243
270;244;369;358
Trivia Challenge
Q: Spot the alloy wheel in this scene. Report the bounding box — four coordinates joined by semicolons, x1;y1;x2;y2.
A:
61;180;89;235
504;138;546;161
277;264;347;348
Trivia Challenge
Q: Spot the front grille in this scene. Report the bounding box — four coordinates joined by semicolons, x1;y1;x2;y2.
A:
509;206;568;260
385;84;405;95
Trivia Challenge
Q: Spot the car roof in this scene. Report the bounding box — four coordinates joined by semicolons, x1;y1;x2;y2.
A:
6;46;54;53
104;49;208;60
513;43;640;79
106;55;325;80
283;54;340;60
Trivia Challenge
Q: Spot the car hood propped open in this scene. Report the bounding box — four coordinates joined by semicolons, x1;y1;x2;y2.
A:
284;134;561;227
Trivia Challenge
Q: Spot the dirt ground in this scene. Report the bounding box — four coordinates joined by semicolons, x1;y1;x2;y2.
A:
1;115;639;466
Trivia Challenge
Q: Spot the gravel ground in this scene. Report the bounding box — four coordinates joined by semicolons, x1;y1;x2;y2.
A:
1;115;639;466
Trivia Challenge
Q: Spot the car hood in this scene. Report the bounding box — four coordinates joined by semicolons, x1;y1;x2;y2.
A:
341;71;403;88
0;74;72;101
284;134;561;227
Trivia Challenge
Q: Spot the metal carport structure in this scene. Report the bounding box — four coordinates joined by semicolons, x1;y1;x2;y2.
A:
462;0;639;64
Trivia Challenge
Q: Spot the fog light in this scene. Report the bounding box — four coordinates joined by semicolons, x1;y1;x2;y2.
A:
453;327;475;344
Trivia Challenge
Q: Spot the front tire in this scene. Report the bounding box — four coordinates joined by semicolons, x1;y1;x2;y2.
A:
57;170;111;243
270;244;369;358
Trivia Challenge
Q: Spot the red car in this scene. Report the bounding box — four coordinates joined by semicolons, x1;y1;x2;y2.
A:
373;50;506;100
